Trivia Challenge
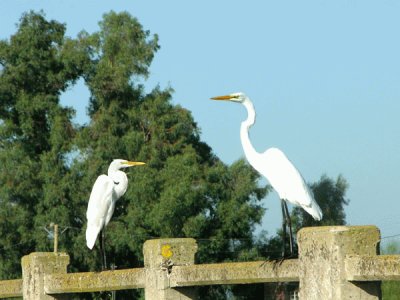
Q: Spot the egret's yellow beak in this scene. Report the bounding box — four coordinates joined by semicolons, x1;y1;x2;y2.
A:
124;161;146;166
210;95;233;101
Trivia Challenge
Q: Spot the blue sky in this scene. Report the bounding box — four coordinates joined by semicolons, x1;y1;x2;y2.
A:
1;1;400;245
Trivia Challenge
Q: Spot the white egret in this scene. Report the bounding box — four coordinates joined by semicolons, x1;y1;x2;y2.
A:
211;92;322;256
86;159;145;269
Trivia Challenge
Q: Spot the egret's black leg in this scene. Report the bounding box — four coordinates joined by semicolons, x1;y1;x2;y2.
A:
99;230;103;270
261;200;293;267
283;201;294;257
280;199;287;258
99;229;107;270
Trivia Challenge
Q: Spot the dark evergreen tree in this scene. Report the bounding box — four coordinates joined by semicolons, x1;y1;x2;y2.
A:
0;11;90;278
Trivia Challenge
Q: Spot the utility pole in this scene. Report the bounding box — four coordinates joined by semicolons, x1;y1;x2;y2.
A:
52;223;58;253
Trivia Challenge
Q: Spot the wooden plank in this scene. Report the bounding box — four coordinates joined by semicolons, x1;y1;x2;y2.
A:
346;255;400;281
44;268;145;294
0;279;22;298
169;259;299;287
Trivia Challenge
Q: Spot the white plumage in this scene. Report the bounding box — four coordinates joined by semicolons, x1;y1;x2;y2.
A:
258;147;322;220
86;175;115;249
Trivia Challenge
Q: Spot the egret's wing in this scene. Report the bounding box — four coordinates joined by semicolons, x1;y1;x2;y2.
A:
104;199;116;227
260;148;322;220
86;175;114;249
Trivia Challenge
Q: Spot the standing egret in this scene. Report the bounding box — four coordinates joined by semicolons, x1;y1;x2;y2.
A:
210;92;322;257
86;159;145;269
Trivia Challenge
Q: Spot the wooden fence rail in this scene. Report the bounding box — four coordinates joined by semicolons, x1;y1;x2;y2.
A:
0;225;398;299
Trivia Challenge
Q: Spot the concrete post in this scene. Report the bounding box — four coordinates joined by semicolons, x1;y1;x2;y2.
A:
21;252;69;300
143;238;198;300
297;225;381;299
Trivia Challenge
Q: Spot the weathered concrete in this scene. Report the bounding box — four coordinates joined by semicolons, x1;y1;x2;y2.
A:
297;225;381;300
143;238;198;300
170;259;299;287
21;252;69;300
346;255;400;281
44;268;145;294
0;279;22;298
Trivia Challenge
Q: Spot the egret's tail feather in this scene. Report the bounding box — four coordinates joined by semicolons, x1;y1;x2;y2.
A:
86;225;100;249
304;203;323;221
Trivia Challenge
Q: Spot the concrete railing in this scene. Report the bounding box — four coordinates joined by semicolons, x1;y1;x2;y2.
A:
0;225;399;299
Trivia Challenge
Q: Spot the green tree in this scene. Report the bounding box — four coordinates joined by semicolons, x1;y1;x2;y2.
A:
0;11;90;278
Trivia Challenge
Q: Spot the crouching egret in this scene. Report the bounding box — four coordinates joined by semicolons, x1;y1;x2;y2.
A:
210;92;322;257
86;159;145;269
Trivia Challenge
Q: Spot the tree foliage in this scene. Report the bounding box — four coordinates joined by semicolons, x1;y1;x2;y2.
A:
0;11;89;278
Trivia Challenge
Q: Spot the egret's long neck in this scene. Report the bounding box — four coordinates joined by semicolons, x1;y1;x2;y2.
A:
108;170;129;199
240;98;260;167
